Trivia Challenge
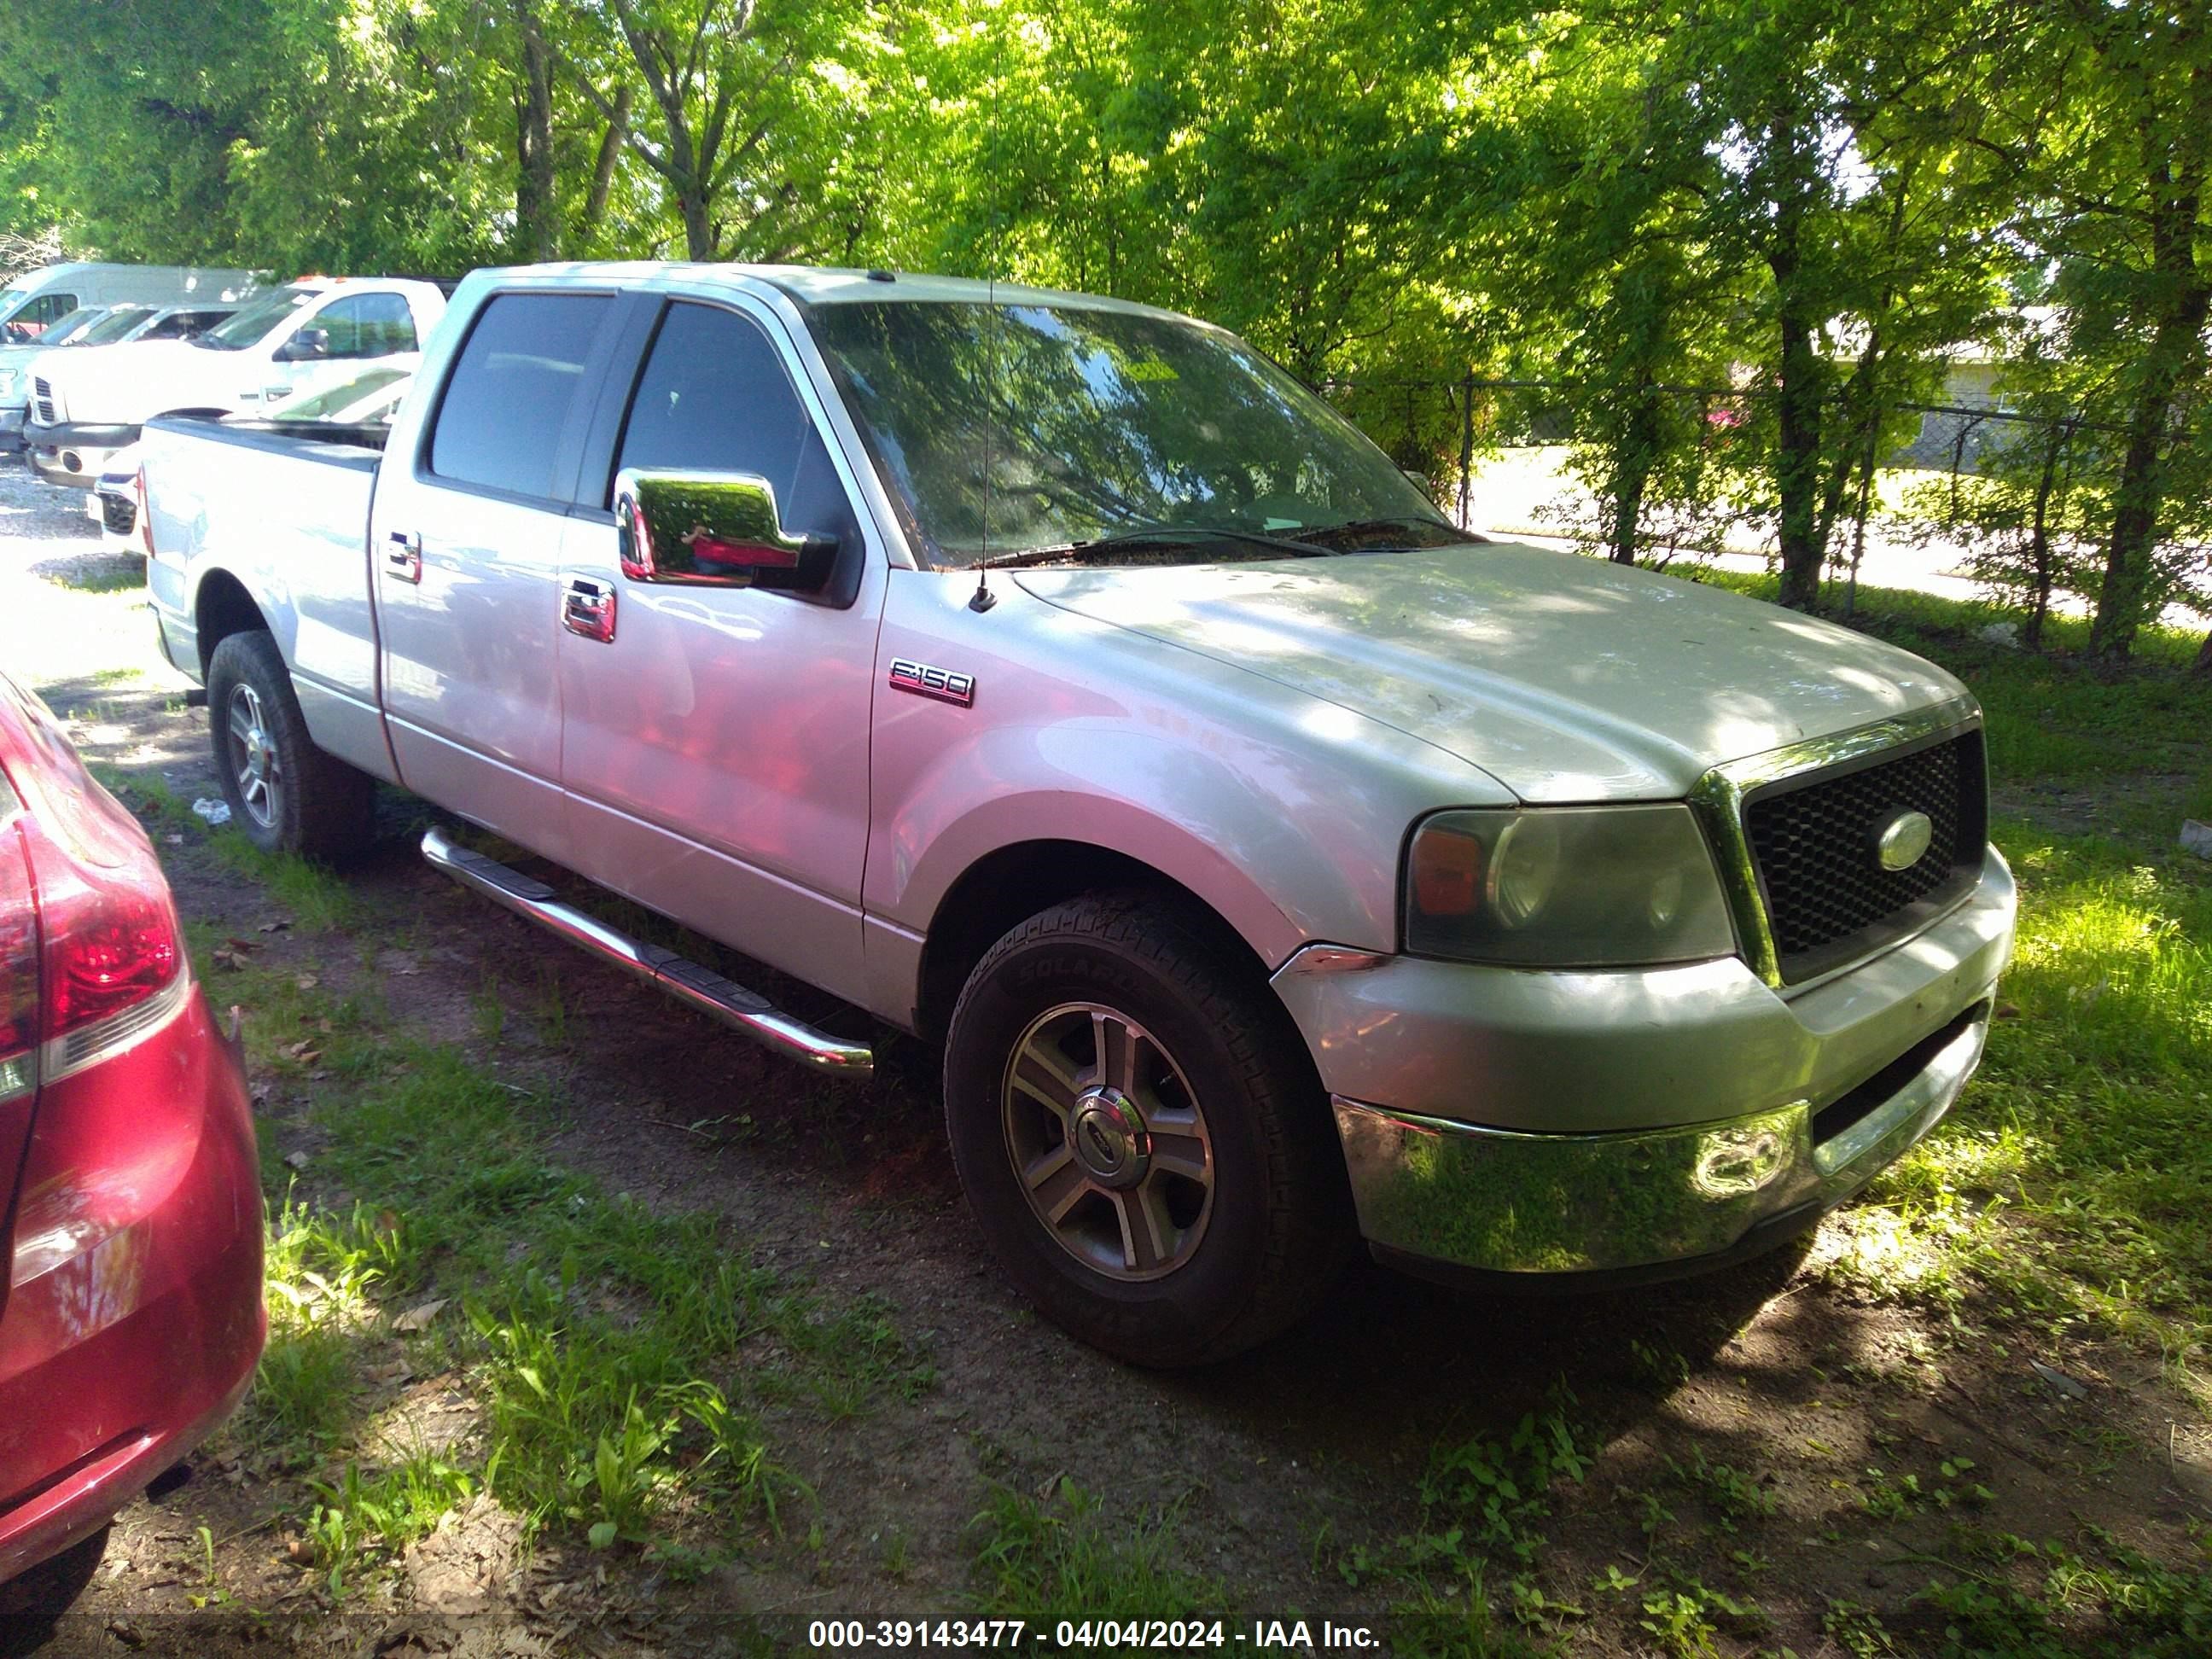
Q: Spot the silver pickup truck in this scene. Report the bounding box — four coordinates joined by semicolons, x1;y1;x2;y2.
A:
140;263;2017;1365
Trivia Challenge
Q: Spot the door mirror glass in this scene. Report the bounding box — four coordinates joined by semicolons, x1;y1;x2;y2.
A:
614;468;836;592
278;326;330;363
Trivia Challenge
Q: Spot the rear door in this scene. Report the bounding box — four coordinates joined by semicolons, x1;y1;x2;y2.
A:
554;294;887;1006
370;289;624;859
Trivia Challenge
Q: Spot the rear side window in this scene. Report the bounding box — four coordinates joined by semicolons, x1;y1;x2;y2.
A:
430;294;614;502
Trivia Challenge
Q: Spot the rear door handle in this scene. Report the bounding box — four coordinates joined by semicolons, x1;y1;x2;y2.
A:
563;577;616;643
384;531;422;582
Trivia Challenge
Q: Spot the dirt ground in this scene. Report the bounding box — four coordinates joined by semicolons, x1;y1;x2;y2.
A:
1;456;2206;1657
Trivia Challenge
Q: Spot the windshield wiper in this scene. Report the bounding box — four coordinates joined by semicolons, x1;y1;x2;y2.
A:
971;522;1327;571
1283;515;1489;549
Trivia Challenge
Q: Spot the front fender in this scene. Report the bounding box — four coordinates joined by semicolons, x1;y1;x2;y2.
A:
862;569;1508;1018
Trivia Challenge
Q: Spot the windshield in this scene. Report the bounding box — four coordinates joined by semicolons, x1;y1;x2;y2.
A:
271;365;409;420
74;306;153;346
808;301;1450;567
193;286;312;351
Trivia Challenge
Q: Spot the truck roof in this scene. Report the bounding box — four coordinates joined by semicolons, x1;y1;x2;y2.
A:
484;261;1182;319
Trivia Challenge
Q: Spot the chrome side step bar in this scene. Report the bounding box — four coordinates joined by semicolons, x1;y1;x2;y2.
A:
420;827;873;1077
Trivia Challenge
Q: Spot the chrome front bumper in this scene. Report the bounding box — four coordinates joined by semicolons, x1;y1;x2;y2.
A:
1284;847;2016;1281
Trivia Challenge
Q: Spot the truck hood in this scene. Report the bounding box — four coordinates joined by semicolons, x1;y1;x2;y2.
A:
1015;542;1970;801
35;340;230;424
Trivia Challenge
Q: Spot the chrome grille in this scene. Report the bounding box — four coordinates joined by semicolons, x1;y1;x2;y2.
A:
1743;729;1986;984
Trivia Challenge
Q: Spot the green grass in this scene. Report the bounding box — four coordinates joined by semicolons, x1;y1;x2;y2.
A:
969;1479;1228;1634
42;563;147;594
192;925;930;1598
209;833;364;930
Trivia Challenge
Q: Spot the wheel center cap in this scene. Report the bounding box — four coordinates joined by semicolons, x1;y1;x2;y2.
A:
1070;1087;1150;1189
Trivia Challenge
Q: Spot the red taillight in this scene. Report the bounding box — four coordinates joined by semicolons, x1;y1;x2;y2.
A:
43;885;179;1040
136;465;154;556
0;816;38;1092
0;678;188;1078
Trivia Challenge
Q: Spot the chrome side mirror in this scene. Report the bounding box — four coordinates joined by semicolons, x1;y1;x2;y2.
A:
614;468;835;592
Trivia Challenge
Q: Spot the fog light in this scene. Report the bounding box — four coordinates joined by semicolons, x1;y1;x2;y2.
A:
1691;1109;1802;1198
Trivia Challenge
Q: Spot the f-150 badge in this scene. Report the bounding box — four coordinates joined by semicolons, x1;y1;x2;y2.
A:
888;658;975;707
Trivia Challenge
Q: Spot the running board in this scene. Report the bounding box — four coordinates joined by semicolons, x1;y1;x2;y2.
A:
420;827;873;1077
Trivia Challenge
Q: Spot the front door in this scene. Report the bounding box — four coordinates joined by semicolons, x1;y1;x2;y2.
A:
372;290;620;860
556;297;885;1006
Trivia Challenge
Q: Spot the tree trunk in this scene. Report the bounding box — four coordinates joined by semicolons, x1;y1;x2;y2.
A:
2087;285;2209;661
2022;420;2064;651
2193;626;2212;676
1606;390;1662;565
579;88;632;242
2088;124;2209;663
678;181;714;259
512;3;559;262
1773;295;1825;609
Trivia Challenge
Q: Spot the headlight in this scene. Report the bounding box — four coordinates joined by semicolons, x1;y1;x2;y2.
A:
1405;805;1737;966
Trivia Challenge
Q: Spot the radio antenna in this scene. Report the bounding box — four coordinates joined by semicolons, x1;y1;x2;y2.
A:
969;10;1004;614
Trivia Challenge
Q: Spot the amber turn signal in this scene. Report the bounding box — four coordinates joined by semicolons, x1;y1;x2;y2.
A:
1411;825;1483;916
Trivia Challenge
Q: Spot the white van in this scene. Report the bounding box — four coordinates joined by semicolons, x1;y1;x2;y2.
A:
0;264;259;345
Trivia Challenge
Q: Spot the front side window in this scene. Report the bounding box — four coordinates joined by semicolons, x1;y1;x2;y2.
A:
1;293;80;341
428;293;613;502
306;293;420;359
807;300;1450;567
610;301;857;565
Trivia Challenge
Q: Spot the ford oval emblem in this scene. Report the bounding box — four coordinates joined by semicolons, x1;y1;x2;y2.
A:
1875;809;1934;873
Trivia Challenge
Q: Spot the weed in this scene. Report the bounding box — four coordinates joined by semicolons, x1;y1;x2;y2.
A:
44;564;145;594
210;834;364;929
1662;1447;1776;1531
1822;1598;1898;1657
969;1478;1225;1626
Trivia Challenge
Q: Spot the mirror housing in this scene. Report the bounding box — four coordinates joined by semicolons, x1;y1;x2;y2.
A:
277;327;330;363
614;468;836;592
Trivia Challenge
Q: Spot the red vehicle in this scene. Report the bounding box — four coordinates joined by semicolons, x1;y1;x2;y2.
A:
0;671;262;1601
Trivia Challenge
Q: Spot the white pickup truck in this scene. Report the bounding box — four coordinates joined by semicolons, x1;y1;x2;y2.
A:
26;276;445;488
139;263;2017;1365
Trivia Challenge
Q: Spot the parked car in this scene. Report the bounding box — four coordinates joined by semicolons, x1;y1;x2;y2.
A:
0;263;257;345
26;276;443;488
3;306;238;453
90;363;416;553
138;264;2017;1366
0;670;264;1591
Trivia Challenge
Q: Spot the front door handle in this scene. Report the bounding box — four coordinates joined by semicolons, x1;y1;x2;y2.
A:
563;577;617;643
385;531;422;582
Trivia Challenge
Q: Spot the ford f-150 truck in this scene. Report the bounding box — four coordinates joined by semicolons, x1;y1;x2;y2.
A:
27;276;445;488
138;263;2017;1366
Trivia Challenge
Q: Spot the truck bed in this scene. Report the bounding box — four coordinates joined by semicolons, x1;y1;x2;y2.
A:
139;414;387;771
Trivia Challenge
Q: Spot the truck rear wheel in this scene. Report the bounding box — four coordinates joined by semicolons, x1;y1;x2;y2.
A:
206;630;375;861
943;892;1351;1366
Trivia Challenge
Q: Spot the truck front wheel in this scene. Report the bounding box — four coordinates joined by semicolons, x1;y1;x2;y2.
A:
944;892;1351;1366
206;630;375;860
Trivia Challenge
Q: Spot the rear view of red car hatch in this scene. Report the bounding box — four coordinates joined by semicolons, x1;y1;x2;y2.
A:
0;670;263;1595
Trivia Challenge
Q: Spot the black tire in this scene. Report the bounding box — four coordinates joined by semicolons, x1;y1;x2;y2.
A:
944;892;1352;1367
206;629;375;860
